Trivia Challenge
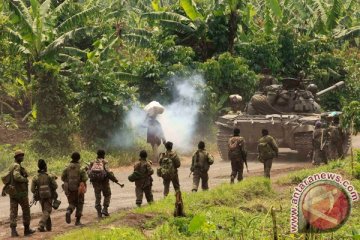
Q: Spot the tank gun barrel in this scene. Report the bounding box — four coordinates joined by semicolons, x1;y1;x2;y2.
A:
316;81;345;97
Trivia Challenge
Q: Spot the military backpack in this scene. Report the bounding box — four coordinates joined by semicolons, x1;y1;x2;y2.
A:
1;168;16;196
38;174;52;199
157;154;176;179
88;159;107;182
67;164;80;191
258;141;275;161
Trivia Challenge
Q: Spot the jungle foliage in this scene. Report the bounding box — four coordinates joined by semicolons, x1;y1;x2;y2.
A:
0;0;359;153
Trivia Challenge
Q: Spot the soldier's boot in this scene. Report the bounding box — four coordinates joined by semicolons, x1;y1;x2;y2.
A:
230;176;235;184
191;189;197;192
10;227;19;237
24;225;35;236
75;217;83;226
46;218;52;231
102;207;110;217
65;209;72;224
136;203;141;208
37;226;46;232
95;206;102;218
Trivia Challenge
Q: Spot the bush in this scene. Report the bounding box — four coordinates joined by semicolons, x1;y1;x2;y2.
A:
200;52;258;102
78;61;137;145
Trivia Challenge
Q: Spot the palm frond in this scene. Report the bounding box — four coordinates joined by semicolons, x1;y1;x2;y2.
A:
180;0;204;21
334;25;360;39
41;26;96;58
52;0;72;20
160;20;196;34
61;47;87;58
8;0;35;37
122;34;150;48
56;5;100;33
326;0;342;31
125;28;153;38
100;34;119;60
266;0;282;18
58;53;84;64
141;11;190;23
313;0;327;25
40;0;52;18
5;27;25;44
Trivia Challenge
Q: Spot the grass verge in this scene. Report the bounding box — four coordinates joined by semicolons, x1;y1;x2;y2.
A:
54;157;360;240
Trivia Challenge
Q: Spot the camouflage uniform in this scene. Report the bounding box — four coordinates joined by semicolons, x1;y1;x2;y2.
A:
228;136;246;182
159;151;181;196
89;158;118;216
8;162;31;229
327;125;343;160
61;161;88;219
312;128;328;165
258;135;278;178
134;158;154;206
31;171;58;230
191;149;214;191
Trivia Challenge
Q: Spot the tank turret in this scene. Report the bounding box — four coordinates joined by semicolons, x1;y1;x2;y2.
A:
316;81;345;97
216;79;350;161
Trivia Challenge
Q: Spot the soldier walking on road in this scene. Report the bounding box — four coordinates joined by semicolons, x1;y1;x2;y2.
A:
158;142;181;197
2;150;35;237
31;159;58;232
312;121;328;165
257;129;278;178
61;152;88;226
228;128;247;183
191;141;214;192
88;150;119;218
133;150;154;207
327;117;344;160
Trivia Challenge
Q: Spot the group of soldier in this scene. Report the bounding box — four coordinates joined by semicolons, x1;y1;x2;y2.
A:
312;116;344;165
2;125;279;238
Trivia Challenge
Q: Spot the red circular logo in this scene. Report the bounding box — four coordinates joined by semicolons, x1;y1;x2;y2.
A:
301;183;351;231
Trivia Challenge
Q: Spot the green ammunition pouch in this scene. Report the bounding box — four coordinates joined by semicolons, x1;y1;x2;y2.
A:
128;171;142;182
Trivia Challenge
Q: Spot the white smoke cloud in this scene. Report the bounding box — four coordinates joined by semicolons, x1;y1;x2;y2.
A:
158;74;205;152
110;74;205;153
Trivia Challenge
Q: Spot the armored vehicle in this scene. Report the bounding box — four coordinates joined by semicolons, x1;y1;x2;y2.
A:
216;79;351;161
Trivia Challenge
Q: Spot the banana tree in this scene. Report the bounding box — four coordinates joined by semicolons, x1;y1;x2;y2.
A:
3;0;111;151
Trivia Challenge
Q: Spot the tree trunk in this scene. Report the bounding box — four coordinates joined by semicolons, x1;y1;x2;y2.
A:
32;63;72;153
228;10;239;54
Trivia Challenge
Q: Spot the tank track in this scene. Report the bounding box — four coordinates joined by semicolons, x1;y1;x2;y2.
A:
294;132;313;158
217;126;232;161
293;131;352;159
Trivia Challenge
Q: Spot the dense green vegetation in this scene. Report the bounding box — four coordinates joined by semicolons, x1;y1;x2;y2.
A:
0;0;359;154
55;157;360;240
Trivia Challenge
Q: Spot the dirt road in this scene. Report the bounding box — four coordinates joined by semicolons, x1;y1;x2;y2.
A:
0;136;359;239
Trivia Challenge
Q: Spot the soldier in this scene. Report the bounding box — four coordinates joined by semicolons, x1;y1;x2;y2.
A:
312;121;328;165
327;117;344;160
158;142;181;197
190;141;214;192
134;150;154;207
147;117;166;163
257;129;278;178
228;128;247;183
61;152;88;226
6;150;35;237
88;150;119;218
31;159;58;232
